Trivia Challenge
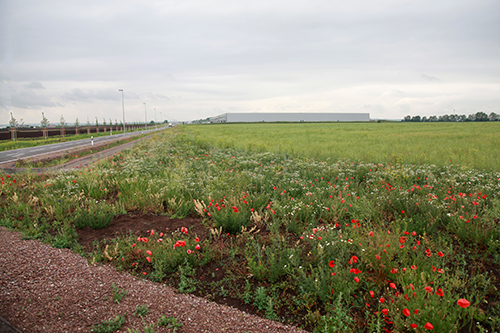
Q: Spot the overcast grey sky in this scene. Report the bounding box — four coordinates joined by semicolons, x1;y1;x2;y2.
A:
1;0;499;124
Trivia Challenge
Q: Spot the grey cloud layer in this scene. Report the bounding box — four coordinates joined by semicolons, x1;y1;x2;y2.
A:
1;0;499;121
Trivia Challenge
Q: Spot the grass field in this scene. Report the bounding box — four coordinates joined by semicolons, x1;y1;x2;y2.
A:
1;125;499;332
184;122;500;172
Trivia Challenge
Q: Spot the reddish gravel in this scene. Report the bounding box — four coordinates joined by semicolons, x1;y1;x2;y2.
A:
0;227;307;333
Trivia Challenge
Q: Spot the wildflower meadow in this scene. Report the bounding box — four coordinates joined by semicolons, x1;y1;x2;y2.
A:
1;125;499;332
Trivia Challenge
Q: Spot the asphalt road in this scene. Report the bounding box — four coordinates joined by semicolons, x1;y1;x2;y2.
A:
0;128;163;164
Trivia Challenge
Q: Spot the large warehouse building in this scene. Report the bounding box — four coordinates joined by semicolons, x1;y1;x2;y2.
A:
209;112;370;123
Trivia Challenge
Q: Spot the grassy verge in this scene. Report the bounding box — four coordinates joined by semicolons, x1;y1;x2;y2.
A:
14;134;146;168
0;125;168;152
1;126;499;332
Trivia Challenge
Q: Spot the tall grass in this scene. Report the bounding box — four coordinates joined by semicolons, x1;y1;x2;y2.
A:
183;122;500;171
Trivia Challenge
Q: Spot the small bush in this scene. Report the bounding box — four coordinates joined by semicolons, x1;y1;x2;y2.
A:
92;315;126;333
134;304;150;317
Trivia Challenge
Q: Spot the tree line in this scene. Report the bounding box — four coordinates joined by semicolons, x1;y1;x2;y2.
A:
402;111;500;122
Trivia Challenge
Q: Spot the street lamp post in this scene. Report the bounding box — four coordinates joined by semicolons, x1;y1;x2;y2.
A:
118;89;125;137
143;103;147;131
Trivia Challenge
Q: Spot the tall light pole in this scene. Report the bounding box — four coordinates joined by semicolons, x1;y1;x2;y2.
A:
154;108;157;129
143;103;147;130
118;89;125;137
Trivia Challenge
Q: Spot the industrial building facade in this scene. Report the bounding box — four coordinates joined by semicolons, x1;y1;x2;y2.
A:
209;113;370;123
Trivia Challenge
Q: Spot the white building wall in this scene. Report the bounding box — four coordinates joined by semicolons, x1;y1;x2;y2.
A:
217;113;369;123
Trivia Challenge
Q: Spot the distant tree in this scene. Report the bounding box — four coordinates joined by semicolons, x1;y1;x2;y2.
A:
489;112;500;121
458;115;467;122
95;117;99;126
9;112;18;128
103;118;107;126
109;118;112;126
475;111;489;122
428;115;438;122
115;118;118;126
449;114;458;122
75;117;80;127
403;115;411;122
466;114;475;122
421;116;427;122
60;114;66;127
87;116;90;126
411;115;421;122
40;112;50;128
438;114;450;122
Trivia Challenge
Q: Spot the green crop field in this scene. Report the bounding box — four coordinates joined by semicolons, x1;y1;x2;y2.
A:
184;122;500;172
1;125;499;332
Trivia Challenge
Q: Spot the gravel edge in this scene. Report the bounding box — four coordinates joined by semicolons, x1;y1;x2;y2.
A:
0;227;307;333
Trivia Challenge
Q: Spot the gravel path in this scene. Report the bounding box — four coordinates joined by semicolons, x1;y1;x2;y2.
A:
0;227;306;333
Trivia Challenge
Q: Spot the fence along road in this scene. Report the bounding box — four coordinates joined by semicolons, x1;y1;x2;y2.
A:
0;128;164;164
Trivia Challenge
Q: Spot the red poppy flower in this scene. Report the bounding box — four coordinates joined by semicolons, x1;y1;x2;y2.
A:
389;283;396;289
424;322;433;330
399;237;406;244
438;251;444;257
403;308;410;317
436;288;444;297
379;297;385;303
414;309;419;314
410;324;417;329
146;250;152;256
350;268;361;274
354;277;359;283
382;308;389;315
411;265;417;270
329;260;335;268
195;244;201;250
194;237;200;242
425;286;432;293
457;298;470;308
369;290;374;298
369;231;374;237
146;257;151;263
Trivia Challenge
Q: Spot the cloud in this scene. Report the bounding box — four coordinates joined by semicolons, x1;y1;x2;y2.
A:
10;90;57;109
421;74;440;82
24;81;46;89
144;92;171;101
61;88;139;102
